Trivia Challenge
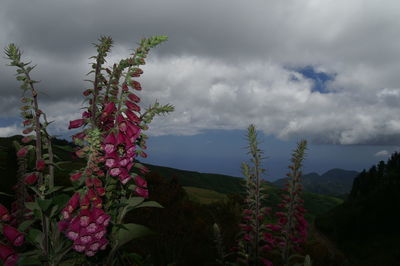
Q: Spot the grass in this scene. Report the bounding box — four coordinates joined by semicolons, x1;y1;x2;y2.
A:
183;186;228;204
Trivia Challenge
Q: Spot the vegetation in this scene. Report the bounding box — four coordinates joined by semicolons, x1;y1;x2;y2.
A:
316;152;400;265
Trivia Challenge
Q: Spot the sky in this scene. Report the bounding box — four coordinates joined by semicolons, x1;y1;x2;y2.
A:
1;0;400;180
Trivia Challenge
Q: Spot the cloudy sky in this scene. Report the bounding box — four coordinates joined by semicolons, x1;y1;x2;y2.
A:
1;0;400;180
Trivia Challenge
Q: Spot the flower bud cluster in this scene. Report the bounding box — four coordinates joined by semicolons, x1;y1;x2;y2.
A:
59;191;110;256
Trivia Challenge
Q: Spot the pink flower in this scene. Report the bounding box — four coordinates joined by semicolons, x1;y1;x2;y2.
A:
82;111;91;118
58;221;69;232
0;244;18;266
70;172;82;182
117;131;126;145
105;157;116;168
67;192;81;212
122;82;129;92
92;178;102;187
85;250;95;257
126;123;140;138
135;164;149;174
68;119;85;129
104;144;115;154
79;235;92;245
260;258;273;266
94;229;106;240
127;93;140;103
22;119;32;126
79;210;91;227
92;198;103;208
86;223;98;233
73;244;86;252
62;209;71;220
83;89;92;96
130;80;142;90
102;102;116;116
16;147;28;157
118;121;128;132
96;187;106;196
89;241;101;251
110;167;121;176
36;159;46;171
72;132;86;141
135;176;147;188
266;224;282;232
240;224;253;232
3;225;24;246
24;172;38;185
22;127;33;134
124;110;140;123
119;173;132;185
87;189;97;201
99;238;109;250
80;195;90;209
119;157;130;167
131;68;143;77
67;231;79;241
104;132;117;145
0;204;10;222
125;101;140;112
134;187;149;198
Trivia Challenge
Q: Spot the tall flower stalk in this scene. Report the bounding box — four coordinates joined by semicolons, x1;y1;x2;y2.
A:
263;140;308;266
58;36;173;265
237;124;269;265
4;44;60;264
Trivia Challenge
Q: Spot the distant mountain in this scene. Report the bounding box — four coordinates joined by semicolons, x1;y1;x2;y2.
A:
315;152;400;266
273;168;359;197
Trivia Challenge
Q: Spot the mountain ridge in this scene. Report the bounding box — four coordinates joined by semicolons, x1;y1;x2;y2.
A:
273;168;359;197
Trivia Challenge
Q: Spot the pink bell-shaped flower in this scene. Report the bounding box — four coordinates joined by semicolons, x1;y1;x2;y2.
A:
0;244;18;266
3;225;24;247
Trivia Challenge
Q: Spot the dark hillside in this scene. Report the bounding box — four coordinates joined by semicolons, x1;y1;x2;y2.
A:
315;152;400;265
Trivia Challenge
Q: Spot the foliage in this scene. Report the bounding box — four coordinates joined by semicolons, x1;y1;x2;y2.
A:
315;152;400;265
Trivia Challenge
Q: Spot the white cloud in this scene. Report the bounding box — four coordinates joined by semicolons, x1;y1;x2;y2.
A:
141;56;400;145
375;150;389;157
0;124;21;137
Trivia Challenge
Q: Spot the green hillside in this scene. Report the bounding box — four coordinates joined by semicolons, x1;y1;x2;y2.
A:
0;135;342;221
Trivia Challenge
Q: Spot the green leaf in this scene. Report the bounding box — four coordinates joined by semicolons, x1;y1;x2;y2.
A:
45;186;64;195
27;228;44;248
18;251;42;266
136;201;163;209
125;197;145;212
25;201;40;212
37;198;52;212
18;220;35;232
114;223;153;248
